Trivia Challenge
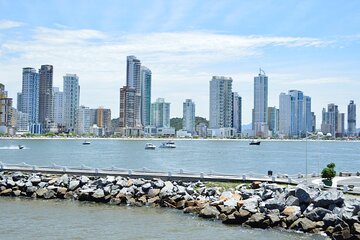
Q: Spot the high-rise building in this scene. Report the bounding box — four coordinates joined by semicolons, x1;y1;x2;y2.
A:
141;66;152;127
347;100;356;136
63;74;80;133
150;98;170;128
119;86;136;128
17;92;22;111
126;56;142;127
321;104;339;137
279;90;311;137
253;69;268;137
21;67;39;128
311;112;316;132
16;111;29;132
96;107;111;134
52;87;64;126
232;92;242;134
268;107;279;135
76;105;90;135
38;65;53;129
209;76;233;129
183;99;195;134
0;83;13;133
337;113;345;137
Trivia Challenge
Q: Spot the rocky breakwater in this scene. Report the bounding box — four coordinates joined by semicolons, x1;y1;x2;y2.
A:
0;171;359;240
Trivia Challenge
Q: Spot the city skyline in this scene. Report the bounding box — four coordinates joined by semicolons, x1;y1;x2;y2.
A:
1;1;360;125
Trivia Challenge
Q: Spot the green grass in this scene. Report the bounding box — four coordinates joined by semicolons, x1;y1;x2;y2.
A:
203;181;248;191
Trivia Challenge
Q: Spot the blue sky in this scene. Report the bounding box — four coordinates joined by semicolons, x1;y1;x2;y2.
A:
1;0;360;126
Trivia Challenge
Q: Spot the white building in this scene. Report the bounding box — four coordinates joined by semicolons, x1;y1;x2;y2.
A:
16;111;29;132
209;76;233;129
126;56;142;128
63;74;80;133
183;99;195;134
52;87;64;126
150;98;170;128
76;105;90;135
253;69;268;137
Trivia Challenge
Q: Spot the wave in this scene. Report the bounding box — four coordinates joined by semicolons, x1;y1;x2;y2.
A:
0;145;28;150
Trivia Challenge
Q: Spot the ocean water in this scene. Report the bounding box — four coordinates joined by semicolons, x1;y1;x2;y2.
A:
0;139;359;176
0;197;327;240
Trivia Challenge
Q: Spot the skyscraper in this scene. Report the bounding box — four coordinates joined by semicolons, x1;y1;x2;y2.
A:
126;56;142;127
141;66;152;127
209;76;233;129
38;65;53;130
150;98;170;128
17;92;22;111
279;90;311;137
63;74;80;133
232;92;242;134
95;107;111;134
321;104;339;137
119;86;136;128
0;83;13;133
21;67;39;127
76;105;90;135
253;69;268;137
268;106;279;135
52;87;64;126
347;100;356;136
183;99;195;134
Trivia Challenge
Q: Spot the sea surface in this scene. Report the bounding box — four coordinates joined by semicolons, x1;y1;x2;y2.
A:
0;197;327;240
0;139;359;176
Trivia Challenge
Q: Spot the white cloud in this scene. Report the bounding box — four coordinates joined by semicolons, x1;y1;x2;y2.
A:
0;20;23;29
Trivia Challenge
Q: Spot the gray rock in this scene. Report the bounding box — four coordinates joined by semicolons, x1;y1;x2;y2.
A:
159;181;174;198
261;190;274;201
313;190;344;208
205;188;216;196
43;189;56;199
352;223;360;235
6;179;16;188
141;183;152;192
25;181;33;187
267;213;281;226
69;180;80;191
105;176;115;183
13;190;21;196
11;172;24;181
133;179;145;186
245;213;268;229
148;188;160;198
285;195;300;206
26;186;37;194
224;198;238;208
57;174;69;186
283;206;301;217
305;207;332;221
289;217;317;231
186;186;195;195
153;179;165;189
295;184;318;204
30;176;42;185
264;198;286;211
79;176;89;184
323;213;339;227
241;196;259;214
176;185;187;196
240;189;254;200
36;188;48;197
0;188;12;196
116;179;128;188
38;182;47;188
15;180;25;188
92;189;105;199
199;206;220;219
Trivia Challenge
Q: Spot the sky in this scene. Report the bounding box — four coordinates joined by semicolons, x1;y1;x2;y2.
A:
0;0;360;126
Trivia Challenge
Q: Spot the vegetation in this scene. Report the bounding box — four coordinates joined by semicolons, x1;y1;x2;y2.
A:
203;181;244;191
321;162;336;180
170;116;209;131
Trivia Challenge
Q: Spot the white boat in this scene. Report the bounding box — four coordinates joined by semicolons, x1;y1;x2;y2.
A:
145;143;156;150
159;141;176;149
82;141;91;145
18;145;24;149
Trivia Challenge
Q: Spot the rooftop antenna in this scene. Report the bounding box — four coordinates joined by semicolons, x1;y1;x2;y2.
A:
259;68;266;75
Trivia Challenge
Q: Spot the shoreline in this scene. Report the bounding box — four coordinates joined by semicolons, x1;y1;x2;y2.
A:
0;170;359;239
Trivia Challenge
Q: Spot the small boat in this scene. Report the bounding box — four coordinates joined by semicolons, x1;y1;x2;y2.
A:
18;145;24;149
159;141;176;148
145;143;156;150
82;141;91;145
249;140;261;145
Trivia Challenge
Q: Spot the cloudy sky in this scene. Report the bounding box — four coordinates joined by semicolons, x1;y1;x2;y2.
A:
0;0;360;126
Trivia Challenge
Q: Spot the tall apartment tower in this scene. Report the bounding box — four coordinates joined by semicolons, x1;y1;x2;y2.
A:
150;98;170;128
232;92;242;134
119;86;136;128
183;99;195;134
96;107;111;134
21;67;39;126
76;105;90;135
253;69;268;137
209;76;233;129
279;90;311;137
38;65;53;129
268;107;279;135
141;66;152;127
63;74;80;133
0;83;13;132
347;100;356;136
126;56;142;127
52;87;64;126
321;104;339;137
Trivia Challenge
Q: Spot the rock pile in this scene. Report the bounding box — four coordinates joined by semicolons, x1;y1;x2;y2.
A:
0;171;359;239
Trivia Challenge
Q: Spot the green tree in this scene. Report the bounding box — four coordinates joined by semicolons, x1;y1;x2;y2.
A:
321;162;336;180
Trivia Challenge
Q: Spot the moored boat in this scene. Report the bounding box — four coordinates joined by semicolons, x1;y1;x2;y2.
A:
249;140;261;145
159;141;176;148
145;143;156;150
82;141;91;145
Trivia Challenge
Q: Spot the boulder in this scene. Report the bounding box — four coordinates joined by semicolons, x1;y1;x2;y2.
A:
79;176;90;185
141;183;152;192
352;223;360;235
199;206;220;219
11;172;24;181
0;188;12;196
218;205;236;215
282;206;301;217
313;190;344;208
57;187;68;196
38;182;47;188
267;213;281;226
58;174;69;186
43;190;56;199
153;179;165;189
264;198;286;211
323;213;340;228
69;180;80;191
26;186;37;194
289;217;317;232
285;195;300;206
261;190;274;201
147;188;160;198
159;181;174;198
251;181;261;189
240;189;254;200
305;207;332;222
186;187;195;195
92;189;105;200
13;190;21;196
241;196;259;214
6;179;16;188
204;188;216;197
183;206;201;214
36;188;48;197
133;179;145;187
30;176;42;185
295;184;318;204
147;196;160;205
245;213;268;229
